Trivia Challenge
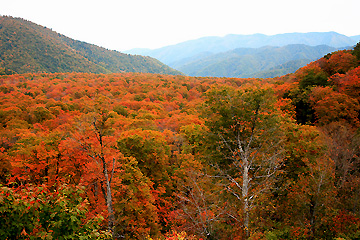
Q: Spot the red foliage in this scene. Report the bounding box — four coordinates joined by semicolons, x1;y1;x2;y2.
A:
1;66;359;238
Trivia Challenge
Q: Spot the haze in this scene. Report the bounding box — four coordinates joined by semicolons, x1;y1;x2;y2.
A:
1;0;359;51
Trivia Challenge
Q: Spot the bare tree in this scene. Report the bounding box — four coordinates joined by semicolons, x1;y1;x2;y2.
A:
73;110;119;238
321;122;360;214
204;86;286;238
174;167;227;239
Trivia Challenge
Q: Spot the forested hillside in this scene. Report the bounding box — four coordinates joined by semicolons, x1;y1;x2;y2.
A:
177;44;337;78
0;44;360;239
0;16;181;75
126;32;358;78
126;32;358;64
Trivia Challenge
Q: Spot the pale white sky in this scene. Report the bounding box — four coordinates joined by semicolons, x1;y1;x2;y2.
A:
1;0;359;51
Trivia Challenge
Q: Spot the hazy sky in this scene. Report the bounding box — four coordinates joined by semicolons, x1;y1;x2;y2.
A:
1;0;359;51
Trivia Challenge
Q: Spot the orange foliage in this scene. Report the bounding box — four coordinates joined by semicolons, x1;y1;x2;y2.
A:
309;86;360;127
1;65;359;239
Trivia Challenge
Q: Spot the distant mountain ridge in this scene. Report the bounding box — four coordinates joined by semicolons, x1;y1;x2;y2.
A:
126;32;358;65
178;44;338;78
351;35;360;42
125;32;359;78
0;16;181;75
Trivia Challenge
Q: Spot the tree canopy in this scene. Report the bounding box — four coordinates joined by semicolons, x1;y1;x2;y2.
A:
1;45;360;239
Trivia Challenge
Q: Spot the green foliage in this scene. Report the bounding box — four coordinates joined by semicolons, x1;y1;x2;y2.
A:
298;69;328;89
0;185;111;239
203;85;284;166
265;228;291;240
0;67;16;75
180;123;208;155
284;66;329;125
203;85;288;238
352;41;360;60
0;16;182;75
117;129;170;185
284;86;316;125
113;105;129;117
114;157;160;239
59;35;182;75
28;106;54;123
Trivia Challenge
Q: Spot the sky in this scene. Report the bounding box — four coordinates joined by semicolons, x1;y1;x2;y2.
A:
1;0;359;51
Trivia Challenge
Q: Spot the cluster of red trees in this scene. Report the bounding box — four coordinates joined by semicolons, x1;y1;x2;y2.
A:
0;46;360;239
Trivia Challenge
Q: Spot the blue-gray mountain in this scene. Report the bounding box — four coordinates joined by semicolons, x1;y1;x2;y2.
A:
178;44;340;78
126;32;359;78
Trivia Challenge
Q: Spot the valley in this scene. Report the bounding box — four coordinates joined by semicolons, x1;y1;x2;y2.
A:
1;15;360;240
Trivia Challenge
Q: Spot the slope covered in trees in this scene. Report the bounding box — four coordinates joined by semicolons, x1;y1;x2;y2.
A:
126;32;357;64
0;16;181;75
177;44;338;78
0;44;360;239
126;32;358;78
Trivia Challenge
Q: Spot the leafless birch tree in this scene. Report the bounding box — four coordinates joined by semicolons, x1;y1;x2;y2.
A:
204;86;287;238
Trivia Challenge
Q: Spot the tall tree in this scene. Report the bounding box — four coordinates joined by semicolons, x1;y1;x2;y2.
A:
203;85;287;238
70;96;120;238
275;124;336;239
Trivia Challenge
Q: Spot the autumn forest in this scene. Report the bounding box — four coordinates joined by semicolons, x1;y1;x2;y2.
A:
1;32;360;239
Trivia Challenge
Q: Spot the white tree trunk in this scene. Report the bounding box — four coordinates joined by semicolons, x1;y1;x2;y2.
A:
242;161;250;239
101;156;115;236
